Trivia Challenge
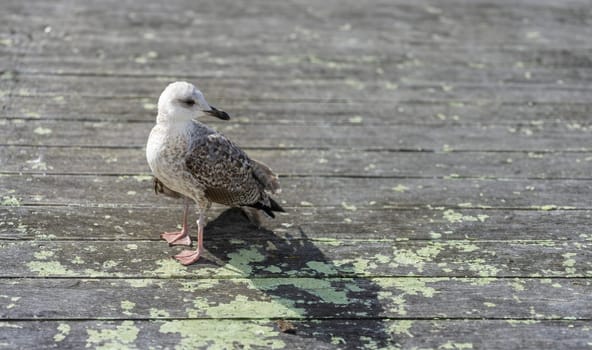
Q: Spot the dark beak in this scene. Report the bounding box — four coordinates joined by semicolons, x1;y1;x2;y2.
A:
204;106;230;120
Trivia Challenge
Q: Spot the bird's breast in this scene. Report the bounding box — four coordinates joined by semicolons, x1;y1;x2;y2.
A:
147;126;189;182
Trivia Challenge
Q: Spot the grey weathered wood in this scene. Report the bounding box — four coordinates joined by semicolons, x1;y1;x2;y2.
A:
1;320;591;350
3;146;592;179
1;277;591;319
3;119;592;151
5;95;592;126
1;239;590;278
3;206;591;241
5;74;592;104
2;174;592;209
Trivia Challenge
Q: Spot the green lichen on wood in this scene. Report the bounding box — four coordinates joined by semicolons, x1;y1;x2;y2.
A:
120;300;136;315
53;323;70;342
1;196;20;206
200;294;305;319
26;261;75;277
443;209;489;223
224;246;266;275
376;278;447;315
388;320;414;337
86;321;139;350
159;320;285;350
258;278;351;305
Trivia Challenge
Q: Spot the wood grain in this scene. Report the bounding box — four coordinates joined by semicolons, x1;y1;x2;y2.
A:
1;0;591;348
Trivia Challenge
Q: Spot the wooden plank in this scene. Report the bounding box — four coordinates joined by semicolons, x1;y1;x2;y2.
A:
6;95;592;126
2;119;592;151
5;74;592;104
6;37;592;84
1;277;590;319
2;206;591;242
11;52;592;85
2;205;592;241
2;174;592;209
3;146;592;179
1;239;590;278
4;0;591;50
1;320;590;350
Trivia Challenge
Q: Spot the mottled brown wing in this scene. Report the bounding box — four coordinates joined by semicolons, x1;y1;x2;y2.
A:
184;130;263;206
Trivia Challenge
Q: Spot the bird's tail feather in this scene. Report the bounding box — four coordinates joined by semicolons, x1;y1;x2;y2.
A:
248;197;285;219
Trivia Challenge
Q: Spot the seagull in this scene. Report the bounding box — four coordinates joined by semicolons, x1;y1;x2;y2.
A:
146;81;284;265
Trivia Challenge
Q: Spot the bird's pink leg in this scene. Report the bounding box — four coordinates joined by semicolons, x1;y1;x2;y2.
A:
174;210;206;266
161;198;191;246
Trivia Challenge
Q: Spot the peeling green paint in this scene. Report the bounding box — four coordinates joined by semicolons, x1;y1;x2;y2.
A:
263;265;282;273
392;184;409;192
0;322;23;328
86;321;139;350
103;260;120;269
33;251;55;260
331;336;347;345
26;158;49;171
33;127;52;135
510;279;526;292
204;294;305;318
384;82;398;90
454;242;480;253
26;261;74;277
152;258;188;277
388;320;414;337
341;201;357;211
443;209;488;223
333;256;387;275
258;278;350;305
349;116;363;123
391;243;444;273
430;231;442;239
562;253;577;274
143;103;157;111
126;279;154;288
121;300;136;315
125;244;138;251
378;277;443;298
466;258;500;277
54;323;70;342
159;320;285;350
345;78;365;90
439;341;473;349
179;280;219;293
530;205;577;211
26;258;126;278
375;254;391;264
225;246;266;276
306;261;338;275
376;278;446;315
1;196;20;206
506;319;540;325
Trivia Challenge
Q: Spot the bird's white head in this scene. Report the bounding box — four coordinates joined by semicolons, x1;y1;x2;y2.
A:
156;81;230;123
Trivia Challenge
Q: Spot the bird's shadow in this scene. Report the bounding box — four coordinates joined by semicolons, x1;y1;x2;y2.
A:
194;208;391;348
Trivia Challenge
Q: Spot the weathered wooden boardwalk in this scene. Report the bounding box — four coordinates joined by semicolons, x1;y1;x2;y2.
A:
1;0;592;348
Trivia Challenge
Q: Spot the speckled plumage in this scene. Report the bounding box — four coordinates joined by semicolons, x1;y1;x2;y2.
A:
146;81;283;265
149;118;280;209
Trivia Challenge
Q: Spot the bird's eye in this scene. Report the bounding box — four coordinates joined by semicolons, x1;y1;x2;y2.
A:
181;99;195;106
